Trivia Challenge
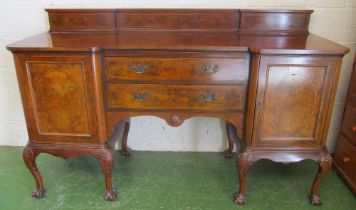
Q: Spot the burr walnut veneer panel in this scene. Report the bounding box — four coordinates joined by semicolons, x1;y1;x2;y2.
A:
14;54;98;143
116;10;239;31
239;10;311;34
253;56;337;147
48;9;116;32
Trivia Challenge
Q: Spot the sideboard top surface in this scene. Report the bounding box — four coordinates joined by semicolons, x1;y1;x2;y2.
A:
6;9;349;55
7;32;349;55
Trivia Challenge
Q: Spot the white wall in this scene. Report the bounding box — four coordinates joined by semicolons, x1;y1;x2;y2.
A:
0;0;355;152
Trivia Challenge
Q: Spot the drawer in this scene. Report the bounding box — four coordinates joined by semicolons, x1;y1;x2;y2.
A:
104;56;248;83
341;103;356;144
334;135;356;183
106;84;245;111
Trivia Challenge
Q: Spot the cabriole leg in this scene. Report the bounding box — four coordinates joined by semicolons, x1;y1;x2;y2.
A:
23;145;46;198
234;150;250;205
95;148;117;201
310;148;332;206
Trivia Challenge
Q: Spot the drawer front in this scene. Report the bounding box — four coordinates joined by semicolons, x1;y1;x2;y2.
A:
104;56;248;83
334;135;356;182
341;103;356;144
106;84;245;111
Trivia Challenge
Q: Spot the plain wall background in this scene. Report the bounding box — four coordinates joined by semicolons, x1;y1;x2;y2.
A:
0;0;355;152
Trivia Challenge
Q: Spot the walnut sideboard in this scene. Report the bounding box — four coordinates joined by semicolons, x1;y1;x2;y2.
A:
7;9;349;205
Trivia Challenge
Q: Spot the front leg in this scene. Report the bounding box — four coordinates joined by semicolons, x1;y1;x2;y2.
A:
95;147;117;201
23;144;46;198
310;148;332;205
234;150;250;205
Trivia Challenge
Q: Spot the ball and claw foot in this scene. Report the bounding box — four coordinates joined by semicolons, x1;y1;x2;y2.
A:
32;187;46;198
311;194;322;206
233;192;246;205
104;189;118;201
121;147;132;156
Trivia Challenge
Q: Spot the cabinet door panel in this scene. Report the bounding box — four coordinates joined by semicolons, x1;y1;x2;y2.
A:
16;55;98;143
252;56;338;147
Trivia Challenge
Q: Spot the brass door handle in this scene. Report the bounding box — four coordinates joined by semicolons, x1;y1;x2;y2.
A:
132;92;149;102
202;64;219;74
203;93;215;102
130;64;148;73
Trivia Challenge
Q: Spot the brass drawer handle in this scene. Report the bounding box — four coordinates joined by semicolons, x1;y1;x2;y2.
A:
343;156;351;163
203;64;219;74
132;92;149;102
203;93;216;102
130;64;148;74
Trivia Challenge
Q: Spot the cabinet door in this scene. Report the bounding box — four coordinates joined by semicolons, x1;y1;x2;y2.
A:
15;54;98;143
252;56;339;147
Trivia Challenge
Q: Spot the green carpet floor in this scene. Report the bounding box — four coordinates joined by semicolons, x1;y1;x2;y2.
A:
0;146;354;210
